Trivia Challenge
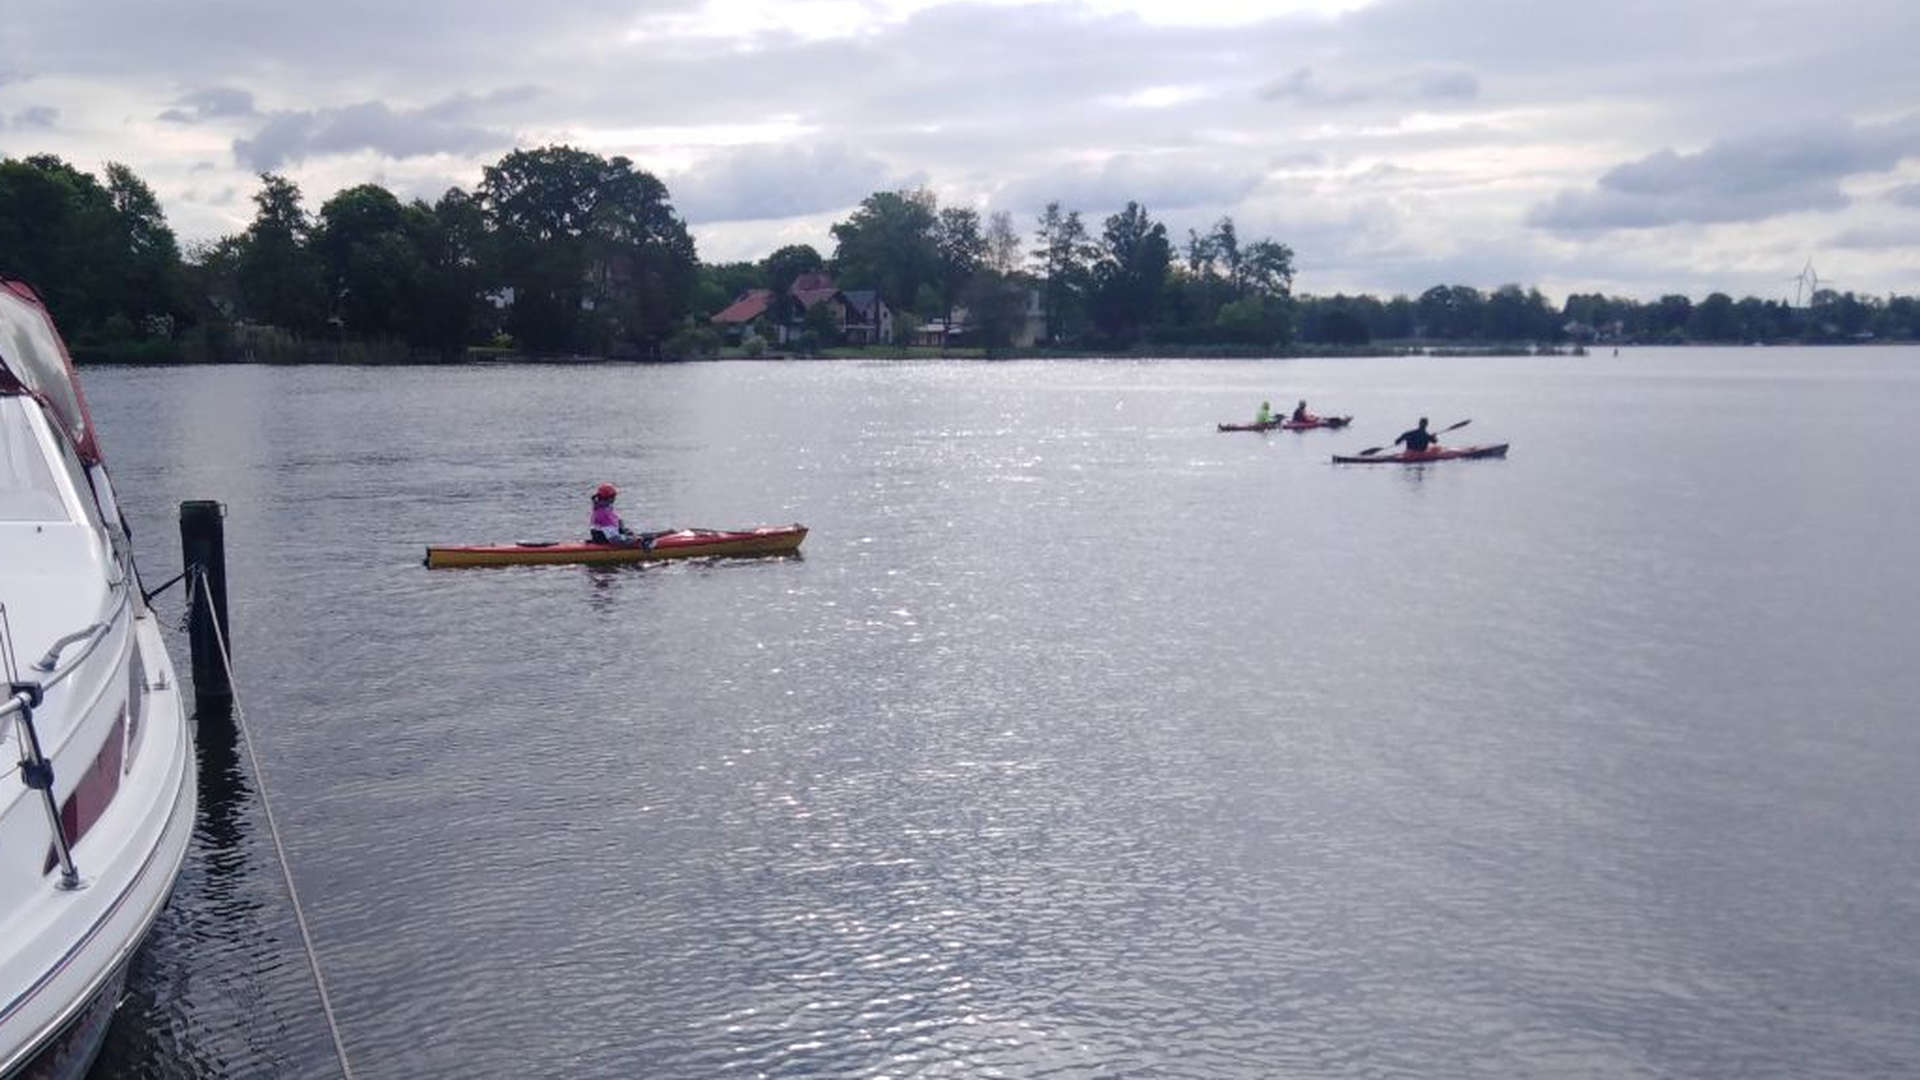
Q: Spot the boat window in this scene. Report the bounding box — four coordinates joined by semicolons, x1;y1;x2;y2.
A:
0;398;69;522
126;639;148;769
41;404;104;531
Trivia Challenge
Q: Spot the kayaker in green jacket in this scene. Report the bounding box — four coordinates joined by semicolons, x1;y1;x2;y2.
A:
1256;401;1275;425
1394;418;1439;453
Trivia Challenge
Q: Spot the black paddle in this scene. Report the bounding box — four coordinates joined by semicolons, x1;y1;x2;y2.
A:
1354;418;1470;456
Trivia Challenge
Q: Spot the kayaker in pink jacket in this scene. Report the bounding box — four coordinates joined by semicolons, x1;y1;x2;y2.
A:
589;483;647;546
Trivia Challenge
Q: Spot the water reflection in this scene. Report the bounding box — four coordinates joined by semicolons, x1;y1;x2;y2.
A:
71;354;1920;1079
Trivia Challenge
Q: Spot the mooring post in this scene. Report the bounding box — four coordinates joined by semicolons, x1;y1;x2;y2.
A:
179;500;231;705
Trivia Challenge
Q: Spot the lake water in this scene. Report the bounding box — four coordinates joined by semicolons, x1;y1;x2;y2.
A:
83;349;1920;1078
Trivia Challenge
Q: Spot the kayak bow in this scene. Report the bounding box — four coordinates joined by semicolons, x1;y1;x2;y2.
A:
425;523;807;568
1331;444;1509;464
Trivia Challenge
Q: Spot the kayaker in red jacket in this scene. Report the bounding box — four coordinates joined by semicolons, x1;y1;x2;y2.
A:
589;483;648;547
1394;418;1439;453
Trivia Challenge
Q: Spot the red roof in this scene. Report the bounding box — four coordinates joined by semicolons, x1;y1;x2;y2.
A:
791;288;840;310
710;289;774;325
790;272;834;293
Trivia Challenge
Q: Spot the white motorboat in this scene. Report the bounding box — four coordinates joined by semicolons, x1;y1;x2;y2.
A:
1;281;197;1079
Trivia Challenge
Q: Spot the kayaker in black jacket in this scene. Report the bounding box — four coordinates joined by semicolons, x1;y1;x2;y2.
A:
1394;418;1439;453
1291;400;1313;422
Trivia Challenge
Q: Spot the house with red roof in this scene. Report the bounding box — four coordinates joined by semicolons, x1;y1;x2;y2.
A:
709;288;777;341
709;275;895;345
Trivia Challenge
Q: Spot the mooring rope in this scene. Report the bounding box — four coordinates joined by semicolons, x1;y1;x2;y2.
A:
185;568;357;1080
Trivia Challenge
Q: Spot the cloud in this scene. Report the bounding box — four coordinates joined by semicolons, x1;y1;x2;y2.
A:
1889;182;1920;208
233;97;518;171
1528;115;1920;231
417;85;541;122
158;86;255;123
3;106;59;129
1829;223;1920;250
1259;66;1479;107
669;143;913;224
993;153;1266;216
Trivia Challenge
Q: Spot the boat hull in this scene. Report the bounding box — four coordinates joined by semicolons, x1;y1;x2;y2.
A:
425;524;808;568
1332;443;1509;464
0;610;197;1080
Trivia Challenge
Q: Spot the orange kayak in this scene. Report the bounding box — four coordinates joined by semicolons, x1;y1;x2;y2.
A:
425;524;807;567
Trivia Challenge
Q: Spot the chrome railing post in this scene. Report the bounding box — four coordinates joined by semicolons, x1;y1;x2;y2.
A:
8;682;84;891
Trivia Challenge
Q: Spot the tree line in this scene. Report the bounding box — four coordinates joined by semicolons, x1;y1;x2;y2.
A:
2;150;1916;362
1;147;697;360
699;188;1299;351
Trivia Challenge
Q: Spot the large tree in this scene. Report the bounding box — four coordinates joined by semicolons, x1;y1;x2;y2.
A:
1090;201;1171;344
984;210;1022;275
104;162;189;333
933;207;985;325
413;187;497;353
829;188;939;315
481;145;696;355
1032;201;1095;343
314;184;425;340
0;155;194;341
761;244;824;295
238;173;327;335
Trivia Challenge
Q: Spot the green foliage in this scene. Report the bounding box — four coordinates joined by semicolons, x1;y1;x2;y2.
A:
1214;295;1291;345
696;260;764;318
663;323;721;361
761;244;823;295
741;333;767;357
481;145;696;355
934;207;985;321
803;299;843;345
1031;201;1096;342
1090;201;1172;344
315;184;426;340
238;173;327;335
963;272;1031;354
830;188;939;314
0;154;192;342
13;151;1920;366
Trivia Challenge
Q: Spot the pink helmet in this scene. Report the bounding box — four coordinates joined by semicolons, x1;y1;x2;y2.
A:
593;483;617;500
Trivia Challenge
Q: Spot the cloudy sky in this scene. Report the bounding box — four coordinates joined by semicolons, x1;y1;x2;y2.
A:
3;0;1917;301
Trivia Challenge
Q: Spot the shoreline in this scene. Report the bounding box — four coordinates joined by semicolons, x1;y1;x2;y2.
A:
70;339;1917;367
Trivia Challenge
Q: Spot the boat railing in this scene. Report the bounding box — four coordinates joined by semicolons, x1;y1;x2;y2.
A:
19;588;128;698
4;589;130;890
31;623;108;673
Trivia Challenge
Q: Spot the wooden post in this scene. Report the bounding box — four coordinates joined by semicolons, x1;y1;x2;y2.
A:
178;500;231;704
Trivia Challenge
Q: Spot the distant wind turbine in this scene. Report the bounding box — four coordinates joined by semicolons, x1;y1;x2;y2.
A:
1786;259;1835;306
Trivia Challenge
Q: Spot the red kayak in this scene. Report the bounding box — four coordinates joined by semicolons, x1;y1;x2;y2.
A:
1331;443;1509;464
1218;415;1351;432
1281;415;1352;430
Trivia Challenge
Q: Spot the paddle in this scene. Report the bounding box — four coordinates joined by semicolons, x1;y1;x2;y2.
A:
1354;419;1470;456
